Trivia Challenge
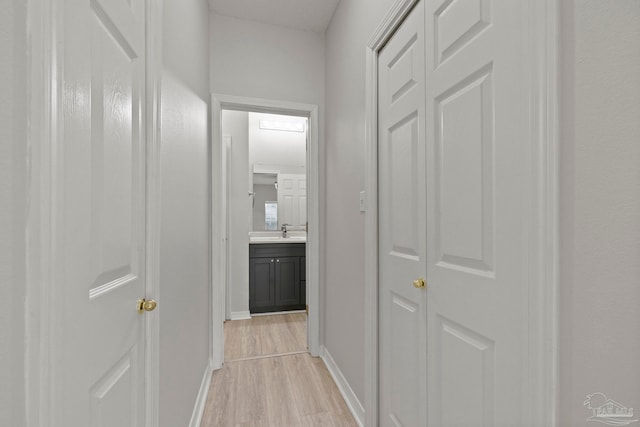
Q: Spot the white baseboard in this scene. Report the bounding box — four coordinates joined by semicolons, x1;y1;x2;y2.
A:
320;346;365;427
230;310;251;320
188;359;214;427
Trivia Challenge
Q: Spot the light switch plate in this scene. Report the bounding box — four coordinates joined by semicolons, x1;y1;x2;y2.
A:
359;191;366;212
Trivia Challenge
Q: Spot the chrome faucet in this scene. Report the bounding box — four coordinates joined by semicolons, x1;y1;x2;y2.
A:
281;224;290;238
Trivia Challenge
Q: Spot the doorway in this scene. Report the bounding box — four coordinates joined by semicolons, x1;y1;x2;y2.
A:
223;110;308;318
211;94;321;370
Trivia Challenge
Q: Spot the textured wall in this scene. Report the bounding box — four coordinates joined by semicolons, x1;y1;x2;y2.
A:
559;1;640;425
209;11;325;330
159;0;212;426
324;0;397;405
209;13;324;107
222;110;251;317
0;0;27;425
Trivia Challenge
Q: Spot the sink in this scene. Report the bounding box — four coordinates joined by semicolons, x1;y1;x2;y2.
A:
249;231;307;244
286;235;306;240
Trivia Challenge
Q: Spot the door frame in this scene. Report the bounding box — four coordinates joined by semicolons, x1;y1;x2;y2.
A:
25;0;163;426
363;0;560;425
210;94;321;369
221;135;232;321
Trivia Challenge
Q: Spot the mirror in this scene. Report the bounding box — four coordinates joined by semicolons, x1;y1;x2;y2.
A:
252;172;278;231
251;169;307;231
248;112;307;231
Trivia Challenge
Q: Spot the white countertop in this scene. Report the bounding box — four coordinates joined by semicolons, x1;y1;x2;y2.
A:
249;231;307;244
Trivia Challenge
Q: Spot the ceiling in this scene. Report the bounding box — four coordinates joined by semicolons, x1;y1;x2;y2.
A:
208;0;340;33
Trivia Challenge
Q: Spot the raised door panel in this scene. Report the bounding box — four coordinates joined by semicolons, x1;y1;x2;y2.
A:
89;349;139;427
275;257;301;307
282;195;297;228
434;0;491;66
249;258;275;311
436;318;495;426
277;173;307;229
300;256;306;309
435;66;494;276
299;196;307;227
89;0;142;294
377;2;427;426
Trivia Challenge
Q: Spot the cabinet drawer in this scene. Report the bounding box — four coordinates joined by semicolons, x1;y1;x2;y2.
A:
249;243;305;258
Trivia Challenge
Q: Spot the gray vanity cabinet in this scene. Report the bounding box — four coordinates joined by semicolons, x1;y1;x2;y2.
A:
249;243;306;313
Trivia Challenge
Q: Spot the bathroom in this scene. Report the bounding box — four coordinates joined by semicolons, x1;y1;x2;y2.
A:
221;110;308;321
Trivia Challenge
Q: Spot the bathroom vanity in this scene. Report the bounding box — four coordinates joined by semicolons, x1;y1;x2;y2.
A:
249;237;306;313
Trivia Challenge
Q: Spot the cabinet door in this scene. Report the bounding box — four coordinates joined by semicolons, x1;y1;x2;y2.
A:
249;258;275;311
275;257;301;307
300;256;306;307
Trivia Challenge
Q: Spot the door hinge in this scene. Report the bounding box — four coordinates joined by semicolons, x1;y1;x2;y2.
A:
306;304;309;315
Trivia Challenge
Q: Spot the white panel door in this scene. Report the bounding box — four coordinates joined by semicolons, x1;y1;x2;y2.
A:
277;173;307;229
55;0;147;425
426;0;529;425
378;2;427;426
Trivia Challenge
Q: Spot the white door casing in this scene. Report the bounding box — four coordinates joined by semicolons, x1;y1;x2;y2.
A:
425;0;529;424
211;95;322;361
53;0;148;425
277;173;307;229
377;1;427;426
223;136;232;321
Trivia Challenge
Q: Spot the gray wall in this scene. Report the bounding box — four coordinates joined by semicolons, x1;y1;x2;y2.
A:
159;0;211;426
0;0;27;425
210;11;326;324
209;13;324;107
560;1;640;425
324;0;396;405
222;110;251;317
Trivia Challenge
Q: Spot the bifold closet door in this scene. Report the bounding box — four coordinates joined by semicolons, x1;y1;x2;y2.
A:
425;0;530;425
378;1;427;426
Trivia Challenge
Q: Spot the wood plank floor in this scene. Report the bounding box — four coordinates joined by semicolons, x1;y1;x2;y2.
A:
224;313;307;361
201;313;358;427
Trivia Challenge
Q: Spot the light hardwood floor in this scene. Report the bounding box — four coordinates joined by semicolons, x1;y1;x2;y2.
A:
201;313;358;427
224;313;307;361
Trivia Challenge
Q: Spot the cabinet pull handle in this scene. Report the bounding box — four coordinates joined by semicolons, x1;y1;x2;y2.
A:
271;259;274;262
276;259;280;262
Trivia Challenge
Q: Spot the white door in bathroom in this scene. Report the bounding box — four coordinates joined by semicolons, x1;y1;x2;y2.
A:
52;0;149;425
277;173;307;229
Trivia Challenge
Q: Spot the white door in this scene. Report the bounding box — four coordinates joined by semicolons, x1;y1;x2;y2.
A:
378;1;427;426
425;0;529;425
55;0;147;425
277;173;307;229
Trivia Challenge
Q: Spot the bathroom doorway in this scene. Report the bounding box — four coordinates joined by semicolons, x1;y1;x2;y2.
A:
221;110;309;318
210;95;320;370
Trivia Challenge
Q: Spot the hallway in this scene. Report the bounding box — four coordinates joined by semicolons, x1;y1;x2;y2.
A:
201;314;358;426
4;1;640;426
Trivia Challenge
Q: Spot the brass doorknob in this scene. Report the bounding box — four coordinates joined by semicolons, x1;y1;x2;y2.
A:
137;298;157;314
413;277;426;289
